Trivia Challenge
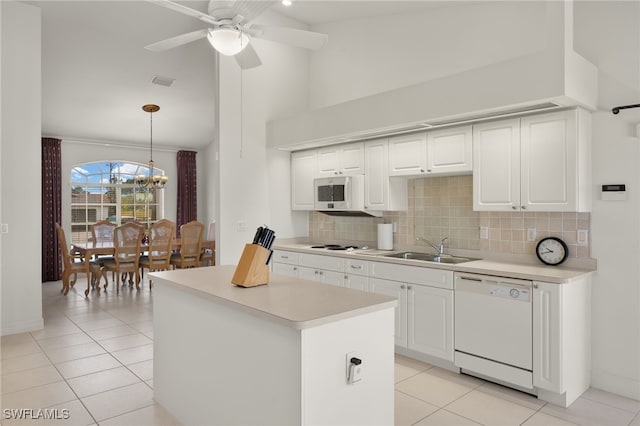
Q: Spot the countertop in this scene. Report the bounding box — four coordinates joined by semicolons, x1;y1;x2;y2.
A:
149;265;397;330
273;243;595;284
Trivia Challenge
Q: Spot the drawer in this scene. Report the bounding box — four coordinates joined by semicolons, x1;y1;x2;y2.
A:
345;259;370;276
272;250;299;265
299;253;345;272
370;261;453;290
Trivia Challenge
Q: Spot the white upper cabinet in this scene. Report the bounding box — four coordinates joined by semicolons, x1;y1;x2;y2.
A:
388;133;428;176
473;109;591;212
365;138;407;211
389;126;472;177
473;118;521;211
426;125;473;174
291;150;317;211
317;142;365;176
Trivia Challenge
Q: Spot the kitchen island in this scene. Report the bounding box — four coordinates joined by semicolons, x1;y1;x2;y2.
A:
149;265;397;426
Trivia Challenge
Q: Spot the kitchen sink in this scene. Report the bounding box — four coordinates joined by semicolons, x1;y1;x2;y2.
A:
383;252;480;264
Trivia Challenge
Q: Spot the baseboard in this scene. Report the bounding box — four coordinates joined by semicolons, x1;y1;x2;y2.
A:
591;368;640;401
1;317;44;336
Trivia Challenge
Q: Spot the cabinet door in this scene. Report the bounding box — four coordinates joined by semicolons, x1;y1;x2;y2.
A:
521;111;577;211
298;266;322;283
291;150;317;210
272;262;299;278
388;133;427;176
426;125;472;174
344;274;368;291
369;278;407;347
317;146;340;177
340;142;365;175
407;285;453;361
321;270;345;287
533;281;563;393
473;119;521;211
364;138;389;210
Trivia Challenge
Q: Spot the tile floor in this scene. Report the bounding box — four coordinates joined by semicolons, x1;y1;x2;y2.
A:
2;278;640;425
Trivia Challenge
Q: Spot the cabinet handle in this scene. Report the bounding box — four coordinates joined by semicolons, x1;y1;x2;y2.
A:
339;171;343;175
293;267;297;271
533;283;539;289
345;275;348;279
512;206;517;210
281;256;289;259
407;285;412;290
427;169;431;173
319;271;323;275
420;169;425;173
314;270;318;275
400;285;406;289
521;206;526;210
350;265;363;270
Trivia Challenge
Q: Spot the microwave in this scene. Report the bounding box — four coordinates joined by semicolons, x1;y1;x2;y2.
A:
314;175;365;210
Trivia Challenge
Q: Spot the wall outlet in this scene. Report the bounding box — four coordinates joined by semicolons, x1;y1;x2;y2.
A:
0;224;8;234
346;351;363;384
527;228;537;241
577;229;589;246
479;226;489;239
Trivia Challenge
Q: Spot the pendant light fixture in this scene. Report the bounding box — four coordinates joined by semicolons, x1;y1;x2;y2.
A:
135;104;168;190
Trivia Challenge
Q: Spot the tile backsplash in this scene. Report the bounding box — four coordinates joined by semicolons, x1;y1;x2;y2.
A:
309;175;591;259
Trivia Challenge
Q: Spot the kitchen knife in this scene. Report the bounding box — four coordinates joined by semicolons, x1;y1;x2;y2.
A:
252;226;263;244
257;227;270;247
265;249;274;265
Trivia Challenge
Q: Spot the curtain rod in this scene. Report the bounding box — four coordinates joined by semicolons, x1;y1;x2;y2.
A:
55;137;203;153
612;104;640;114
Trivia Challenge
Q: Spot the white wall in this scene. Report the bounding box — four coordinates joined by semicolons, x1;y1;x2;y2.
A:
60;140;205;234
1;1;44;335
301;0;640;400
215;11;311;265
309;1;548;109
574;1;640;400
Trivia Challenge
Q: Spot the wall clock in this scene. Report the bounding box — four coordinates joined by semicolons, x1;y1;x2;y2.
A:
535;237;569;266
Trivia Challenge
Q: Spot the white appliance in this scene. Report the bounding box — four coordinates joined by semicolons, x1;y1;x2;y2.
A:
454;272;534;389
313;176;382;217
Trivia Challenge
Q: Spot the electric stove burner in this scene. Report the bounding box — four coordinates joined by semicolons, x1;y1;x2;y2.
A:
310;244;359;250
310;245;326;249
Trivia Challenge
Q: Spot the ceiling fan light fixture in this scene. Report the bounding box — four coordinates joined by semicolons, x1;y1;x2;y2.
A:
207;28;249;56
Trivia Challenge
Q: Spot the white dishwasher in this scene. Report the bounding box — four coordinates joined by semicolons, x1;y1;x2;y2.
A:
454;272;534;389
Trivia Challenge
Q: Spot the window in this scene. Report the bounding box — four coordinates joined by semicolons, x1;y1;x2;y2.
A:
70;161;165;243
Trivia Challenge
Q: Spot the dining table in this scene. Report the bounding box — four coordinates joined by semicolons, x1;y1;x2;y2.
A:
72;240;216;296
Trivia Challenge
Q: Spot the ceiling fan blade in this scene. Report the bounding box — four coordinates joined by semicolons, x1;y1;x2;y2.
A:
147;0;220;26
145;29;209;52
250;25;328;50
234;43;262;69
209;0;277;23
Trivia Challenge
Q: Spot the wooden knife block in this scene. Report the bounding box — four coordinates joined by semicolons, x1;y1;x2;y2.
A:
231;244;270;287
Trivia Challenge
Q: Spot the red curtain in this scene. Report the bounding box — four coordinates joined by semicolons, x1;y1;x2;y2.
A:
42;138;62;282
176;150;197;233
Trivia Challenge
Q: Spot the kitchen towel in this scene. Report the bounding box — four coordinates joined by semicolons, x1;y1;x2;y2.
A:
377;224;393;250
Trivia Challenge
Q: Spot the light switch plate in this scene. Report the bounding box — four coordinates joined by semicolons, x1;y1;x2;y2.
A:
236;221;247;232
0;224;8;234
577;229;589;246
527;228;537;241
479;226;489;239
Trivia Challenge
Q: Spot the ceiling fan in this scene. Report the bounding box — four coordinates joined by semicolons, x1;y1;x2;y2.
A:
145;0;328;69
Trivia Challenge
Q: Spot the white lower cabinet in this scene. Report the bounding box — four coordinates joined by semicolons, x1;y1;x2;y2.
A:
407;284;453;361
369;278;408;347
299;266;345;287
272;262;299;278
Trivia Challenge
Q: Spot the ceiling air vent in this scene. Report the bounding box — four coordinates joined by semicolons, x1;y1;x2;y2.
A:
151;75;176;87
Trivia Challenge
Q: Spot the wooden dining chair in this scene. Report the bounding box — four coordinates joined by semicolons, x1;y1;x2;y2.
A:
200;221;215;267
55;223;103;296
139;219;176;289
170;221;204;269
102;222;143;293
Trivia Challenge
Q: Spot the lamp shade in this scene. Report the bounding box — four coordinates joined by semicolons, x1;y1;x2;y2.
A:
207;28;249;56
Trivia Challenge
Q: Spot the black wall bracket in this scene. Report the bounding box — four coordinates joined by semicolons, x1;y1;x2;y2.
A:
612;104;640;114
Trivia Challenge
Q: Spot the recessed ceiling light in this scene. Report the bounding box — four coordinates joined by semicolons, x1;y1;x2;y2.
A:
151;75;175;87
282;0;292;6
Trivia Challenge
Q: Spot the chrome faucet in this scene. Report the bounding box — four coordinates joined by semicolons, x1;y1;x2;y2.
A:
416;236;448;256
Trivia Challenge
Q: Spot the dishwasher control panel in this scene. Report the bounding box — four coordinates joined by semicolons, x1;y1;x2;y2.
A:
489;285;530;301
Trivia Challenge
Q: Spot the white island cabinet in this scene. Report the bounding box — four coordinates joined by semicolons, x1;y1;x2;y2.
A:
150;266;396;426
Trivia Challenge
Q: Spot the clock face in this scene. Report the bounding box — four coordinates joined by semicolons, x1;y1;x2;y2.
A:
536;237;569;266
